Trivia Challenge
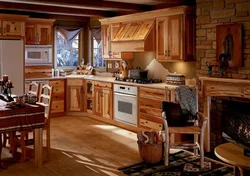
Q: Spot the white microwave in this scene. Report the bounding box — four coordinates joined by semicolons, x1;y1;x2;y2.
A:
25;45;52;65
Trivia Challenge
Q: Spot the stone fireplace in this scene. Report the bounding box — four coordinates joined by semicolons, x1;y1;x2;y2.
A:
199;76;250;152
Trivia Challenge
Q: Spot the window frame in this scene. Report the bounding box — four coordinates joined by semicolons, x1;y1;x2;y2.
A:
91;35;106;72
54;29;80;71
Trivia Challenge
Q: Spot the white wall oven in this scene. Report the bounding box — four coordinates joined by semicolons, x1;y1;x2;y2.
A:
25;45;52;65
114;84;138;127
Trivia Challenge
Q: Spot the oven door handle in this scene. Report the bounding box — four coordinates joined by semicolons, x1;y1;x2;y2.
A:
114;92;136;98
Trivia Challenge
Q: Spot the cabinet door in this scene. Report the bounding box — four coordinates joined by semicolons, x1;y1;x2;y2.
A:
156;18;168;60
102;88;112;119
2;21;25;37
184;15;195;61
168;15;182;60
37;24;52;45
68;86;83;112
94;86;102;116
102;25;111;58
0;22;2;36
25;24;36;44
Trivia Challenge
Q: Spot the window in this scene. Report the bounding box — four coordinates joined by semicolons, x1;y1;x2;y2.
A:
93;37;105;67
56;31;79;68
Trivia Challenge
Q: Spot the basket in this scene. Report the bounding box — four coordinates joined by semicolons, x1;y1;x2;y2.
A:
137;141;163;163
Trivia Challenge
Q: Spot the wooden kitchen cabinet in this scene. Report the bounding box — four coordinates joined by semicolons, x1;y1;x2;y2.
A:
25;18;55;45
0;14;28;38
101;23;133;60
67;79;84;112
139;87;166;131
84;80;94;113
93;81;112;119
101;24;111;59
156;14;195;61
49;79;65;117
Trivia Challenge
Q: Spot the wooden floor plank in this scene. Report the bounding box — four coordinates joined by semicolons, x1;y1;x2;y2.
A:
1;116;141;175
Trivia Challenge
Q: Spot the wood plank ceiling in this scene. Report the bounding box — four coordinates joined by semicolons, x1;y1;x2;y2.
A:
0;0;195;26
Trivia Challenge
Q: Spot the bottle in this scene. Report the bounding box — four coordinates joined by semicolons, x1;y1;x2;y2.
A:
55;69;59;77
52;68;54;77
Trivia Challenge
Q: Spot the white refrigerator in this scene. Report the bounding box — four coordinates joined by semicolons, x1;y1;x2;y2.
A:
0;39;24;96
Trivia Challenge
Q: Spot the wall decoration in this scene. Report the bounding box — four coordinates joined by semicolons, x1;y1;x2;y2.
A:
216;23;242;67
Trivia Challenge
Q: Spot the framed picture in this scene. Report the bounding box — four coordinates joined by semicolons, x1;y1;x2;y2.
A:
216;23;242;67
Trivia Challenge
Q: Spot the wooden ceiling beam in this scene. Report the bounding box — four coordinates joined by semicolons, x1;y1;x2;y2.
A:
0;10;90;22
0;0;152;12
0;2;108;17
153;0;195;9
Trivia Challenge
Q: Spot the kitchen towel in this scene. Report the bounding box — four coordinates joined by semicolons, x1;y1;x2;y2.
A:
176;85;197;117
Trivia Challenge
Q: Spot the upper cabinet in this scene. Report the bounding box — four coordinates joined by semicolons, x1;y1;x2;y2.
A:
25;18;55;45
0;14;28;38
156;14;195;61
99;6;195;61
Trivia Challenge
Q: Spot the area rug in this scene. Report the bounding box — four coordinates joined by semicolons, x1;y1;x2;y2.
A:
119;150;234;176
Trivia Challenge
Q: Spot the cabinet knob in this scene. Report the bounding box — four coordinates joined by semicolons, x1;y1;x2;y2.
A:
164;50;168;56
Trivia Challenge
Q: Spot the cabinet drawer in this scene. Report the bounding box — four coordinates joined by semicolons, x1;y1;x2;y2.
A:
140;87;166;100
53;86;64;94
139;97;162;116
51;93;64;101
51;100;64;113
94;81;112;88
139;112;163;131
50;79;64;87
67;79;83;86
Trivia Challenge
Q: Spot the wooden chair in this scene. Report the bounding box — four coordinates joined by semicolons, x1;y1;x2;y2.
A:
2;81;41;150
14;84;53;162
28;81;41;97
161;101;208;168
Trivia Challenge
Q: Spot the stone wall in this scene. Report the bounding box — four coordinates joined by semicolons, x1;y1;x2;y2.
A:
196;0;250;79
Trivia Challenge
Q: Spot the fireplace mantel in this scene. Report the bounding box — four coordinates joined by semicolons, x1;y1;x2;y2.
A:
199;76;250;152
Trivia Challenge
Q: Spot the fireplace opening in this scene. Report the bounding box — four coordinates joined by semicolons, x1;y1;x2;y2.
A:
210;96;250;154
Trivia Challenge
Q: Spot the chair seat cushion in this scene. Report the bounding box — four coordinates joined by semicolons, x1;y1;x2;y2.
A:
162;102;195;126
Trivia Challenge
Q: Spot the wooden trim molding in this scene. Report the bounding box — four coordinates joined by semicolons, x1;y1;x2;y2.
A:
199;76;250;152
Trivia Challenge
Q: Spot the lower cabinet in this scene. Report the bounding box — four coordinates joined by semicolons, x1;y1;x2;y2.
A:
84;80;94;113
93;81;113;119
67;79;84;112
49;79;65;117
139;87;166;131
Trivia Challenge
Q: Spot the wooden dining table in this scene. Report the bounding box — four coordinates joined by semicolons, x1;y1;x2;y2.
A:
0;100;45;168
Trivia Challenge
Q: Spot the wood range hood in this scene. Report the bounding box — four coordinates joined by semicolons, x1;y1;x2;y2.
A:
110;20;155;52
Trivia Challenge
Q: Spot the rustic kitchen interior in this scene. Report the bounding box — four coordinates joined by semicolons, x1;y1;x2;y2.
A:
0;0;250;175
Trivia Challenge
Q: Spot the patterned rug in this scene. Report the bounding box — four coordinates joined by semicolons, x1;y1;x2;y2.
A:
119;150;234;176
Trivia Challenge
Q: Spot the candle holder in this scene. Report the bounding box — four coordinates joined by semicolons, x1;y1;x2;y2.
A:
0;75;14;102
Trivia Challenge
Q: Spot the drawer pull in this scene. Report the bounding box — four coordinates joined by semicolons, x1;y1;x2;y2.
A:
56;106;58;108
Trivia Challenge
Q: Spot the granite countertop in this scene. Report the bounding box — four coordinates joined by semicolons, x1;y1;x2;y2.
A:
25;75;181;89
